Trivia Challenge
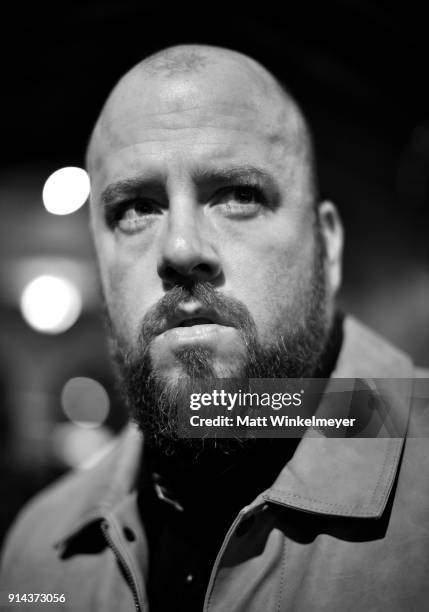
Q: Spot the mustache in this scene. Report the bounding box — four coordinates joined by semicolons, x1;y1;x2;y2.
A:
138;281;257;348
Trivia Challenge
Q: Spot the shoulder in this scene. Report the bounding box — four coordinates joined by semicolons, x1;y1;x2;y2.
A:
339;315;428;380
414;366;429;378
0;426;142;583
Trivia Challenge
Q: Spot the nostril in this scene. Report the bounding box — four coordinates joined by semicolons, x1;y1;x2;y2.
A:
162;265;180;283
195;263;216;278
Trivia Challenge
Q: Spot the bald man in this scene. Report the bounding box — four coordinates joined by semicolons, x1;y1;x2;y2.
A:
1;45;429;612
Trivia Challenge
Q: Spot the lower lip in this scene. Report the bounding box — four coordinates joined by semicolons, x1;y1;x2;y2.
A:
158;323;233;345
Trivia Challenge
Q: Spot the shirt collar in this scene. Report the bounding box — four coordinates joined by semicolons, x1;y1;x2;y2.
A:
263;316;414;518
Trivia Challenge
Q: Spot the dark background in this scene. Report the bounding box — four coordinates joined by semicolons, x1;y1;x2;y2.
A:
0;0;428;545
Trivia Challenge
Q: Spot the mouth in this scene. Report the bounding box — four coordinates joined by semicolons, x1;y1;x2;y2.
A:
151;307;240;352
175;317;216;328
164;305;230;332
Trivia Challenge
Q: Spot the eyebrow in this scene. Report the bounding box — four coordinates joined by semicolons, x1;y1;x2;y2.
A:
99;164;279;208
100;177;163;208
193;164;277;186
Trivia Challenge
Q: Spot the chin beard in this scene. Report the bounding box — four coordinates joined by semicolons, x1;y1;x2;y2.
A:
108;227;332;459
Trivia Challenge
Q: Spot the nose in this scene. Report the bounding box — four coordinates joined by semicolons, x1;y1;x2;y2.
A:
157;205;221;285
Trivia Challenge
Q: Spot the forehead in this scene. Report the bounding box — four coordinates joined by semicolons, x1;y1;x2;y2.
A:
88;69;304;194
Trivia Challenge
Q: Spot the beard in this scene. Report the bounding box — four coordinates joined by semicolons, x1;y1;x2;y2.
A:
107;224;332;458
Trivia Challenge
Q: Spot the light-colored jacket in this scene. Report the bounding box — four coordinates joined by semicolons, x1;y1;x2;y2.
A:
1;316;429;611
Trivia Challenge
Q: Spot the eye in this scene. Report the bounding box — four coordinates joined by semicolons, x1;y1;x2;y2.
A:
212;185;266;217
107;199;161;233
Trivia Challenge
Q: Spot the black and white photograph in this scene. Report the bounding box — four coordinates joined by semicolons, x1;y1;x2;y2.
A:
0;2;428;610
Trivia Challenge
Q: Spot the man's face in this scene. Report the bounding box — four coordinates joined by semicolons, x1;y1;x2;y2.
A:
88;62;340;450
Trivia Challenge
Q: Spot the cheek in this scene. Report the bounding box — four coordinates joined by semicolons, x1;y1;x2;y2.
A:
224;222;316;340
96;240;160;346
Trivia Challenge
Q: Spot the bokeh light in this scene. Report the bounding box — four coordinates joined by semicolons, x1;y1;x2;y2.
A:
52;423;113;468
20;275;82;333
42;166;90;215
61;376;110;428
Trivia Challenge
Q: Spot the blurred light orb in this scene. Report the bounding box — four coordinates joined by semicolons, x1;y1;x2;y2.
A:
20;275;82;333
42;166;90;215
61;376;110;428
52;423;113;468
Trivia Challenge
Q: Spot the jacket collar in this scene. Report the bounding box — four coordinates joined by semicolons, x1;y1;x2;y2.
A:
54;425;143;550
56;315;414;549
264;316;414;518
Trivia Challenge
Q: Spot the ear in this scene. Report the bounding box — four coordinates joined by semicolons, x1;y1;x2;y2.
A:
318;201;344;297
